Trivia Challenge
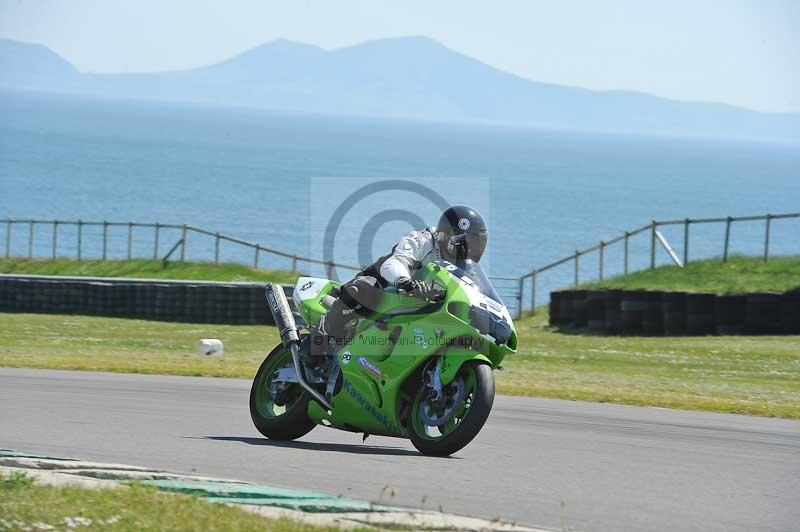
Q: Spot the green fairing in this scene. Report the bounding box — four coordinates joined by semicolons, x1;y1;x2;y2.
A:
296;262;516;438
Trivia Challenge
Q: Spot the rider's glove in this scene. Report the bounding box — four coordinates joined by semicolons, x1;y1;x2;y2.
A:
394;277;414;292
395;277;442;301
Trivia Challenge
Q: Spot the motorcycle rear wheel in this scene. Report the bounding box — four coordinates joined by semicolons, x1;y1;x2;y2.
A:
249;342;316;441
408;361;495;456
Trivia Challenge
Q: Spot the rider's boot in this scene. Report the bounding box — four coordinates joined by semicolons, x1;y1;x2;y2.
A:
310;298;352;360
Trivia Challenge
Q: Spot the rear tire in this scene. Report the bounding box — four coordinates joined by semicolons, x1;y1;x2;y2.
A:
249;343;316;441
408;361;494;456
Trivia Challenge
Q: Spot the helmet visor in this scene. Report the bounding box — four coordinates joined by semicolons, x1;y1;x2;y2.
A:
446;232;487;262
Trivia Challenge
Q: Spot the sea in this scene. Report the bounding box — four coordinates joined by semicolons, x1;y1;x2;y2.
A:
1;89;798;308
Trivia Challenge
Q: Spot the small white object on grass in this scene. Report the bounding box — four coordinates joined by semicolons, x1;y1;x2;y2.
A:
199;339;224;356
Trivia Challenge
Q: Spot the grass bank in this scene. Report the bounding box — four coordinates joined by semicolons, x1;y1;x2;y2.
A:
0;258;297;284
580;255;800;293
0;471;340;531
2;311;798;418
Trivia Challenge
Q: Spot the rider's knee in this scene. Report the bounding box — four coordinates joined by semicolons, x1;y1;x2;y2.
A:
340;276;382;315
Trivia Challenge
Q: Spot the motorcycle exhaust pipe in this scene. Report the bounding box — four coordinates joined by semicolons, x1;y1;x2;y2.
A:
266;282;300;348
264;284;332;411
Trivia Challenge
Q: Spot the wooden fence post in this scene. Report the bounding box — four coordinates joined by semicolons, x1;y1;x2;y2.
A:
153;223;160;259
4;221;11;258
180;225;187;262
214;232;220;264
530;271;537;316
623;231;629;274
77;220;83;260
574;251;580;285
763;214;772;262
127;222;133;259
723;216;732;261
599;241;605;281
102;221;108;260
254;246;261;268
292;256;298;274
28;221;34;258
52;221;58;259
650;221;657;269
683;218;690;265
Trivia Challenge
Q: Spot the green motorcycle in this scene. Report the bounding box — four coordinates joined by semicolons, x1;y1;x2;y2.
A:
250;260;517;456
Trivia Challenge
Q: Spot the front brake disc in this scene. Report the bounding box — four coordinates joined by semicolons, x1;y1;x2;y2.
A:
419;377;465;427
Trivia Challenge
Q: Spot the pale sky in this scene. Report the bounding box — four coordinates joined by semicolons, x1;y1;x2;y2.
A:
1;0;798;113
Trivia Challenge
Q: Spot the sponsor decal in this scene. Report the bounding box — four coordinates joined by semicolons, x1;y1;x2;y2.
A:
358;356;382;378
343;380;397;432
299;280;314;292
458;217;471;230
341;351;352;364
268;291;279;313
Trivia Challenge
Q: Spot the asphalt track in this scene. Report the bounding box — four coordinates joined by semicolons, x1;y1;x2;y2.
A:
1;368;798;532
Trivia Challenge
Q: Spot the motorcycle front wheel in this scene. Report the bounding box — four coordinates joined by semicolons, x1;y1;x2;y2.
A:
408;361;495;456
249;342;316;440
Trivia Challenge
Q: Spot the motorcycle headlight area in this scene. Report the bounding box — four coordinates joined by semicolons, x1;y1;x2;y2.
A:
468;306;513;345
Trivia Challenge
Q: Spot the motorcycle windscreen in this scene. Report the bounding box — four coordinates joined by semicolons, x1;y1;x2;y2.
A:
444;259;505;307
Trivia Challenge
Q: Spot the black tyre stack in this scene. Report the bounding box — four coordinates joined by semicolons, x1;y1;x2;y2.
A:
548;287;799;336
781;291;800;334
686;293;715;335
714;295;747;335
587;290;607;332
549;291;564;325
603;289;623;334
662;292;687;335
0;275;291;325
552;290;575;327
641;292;664;335
745;293;782;335
572;290;589;328
621;290;646;335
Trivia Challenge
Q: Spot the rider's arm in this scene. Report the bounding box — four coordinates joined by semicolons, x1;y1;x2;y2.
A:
380;230;434;286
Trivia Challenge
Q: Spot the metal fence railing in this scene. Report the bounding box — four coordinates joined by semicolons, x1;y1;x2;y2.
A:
0;219;361;275
0;217;522;316
515;212;800;318
2;212;798;320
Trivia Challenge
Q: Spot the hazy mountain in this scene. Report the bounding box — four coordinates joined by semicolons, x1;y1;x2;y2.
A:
1;36;798;141
0;38;78;87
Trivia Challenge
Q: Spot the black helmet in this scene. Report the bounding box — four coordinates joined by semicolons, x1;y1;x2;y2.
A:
436;205;488;263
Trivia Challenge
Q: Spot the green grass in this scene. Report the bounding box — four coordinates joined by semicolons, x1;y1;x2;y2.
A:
2;311;798;418
0;472;343;531
0;258;298;284
581;255;800;293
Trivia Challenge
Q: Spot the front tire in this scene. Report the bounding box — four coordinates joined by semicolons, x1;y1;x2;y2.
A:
408;361;495;456
249;343;316;441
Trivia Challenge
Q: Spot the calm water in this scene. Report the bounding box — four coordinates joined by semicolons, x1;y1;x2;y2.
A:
1;90;798;307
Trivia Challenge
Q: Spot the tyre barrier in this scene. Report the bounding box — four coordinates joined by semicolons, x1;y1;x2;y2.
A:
0;274;292;325
550;288;800;336
587;290;606;332
620;290;646;335
714;295;746;335
662;292;687;336
745;293;782;335
603;289;623;334
686;293;715;336
572;289;589;328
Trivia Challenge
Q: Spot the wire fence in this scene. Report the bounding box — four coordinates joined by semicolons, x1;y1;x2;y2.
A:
3;212;798;320
516;212;800;318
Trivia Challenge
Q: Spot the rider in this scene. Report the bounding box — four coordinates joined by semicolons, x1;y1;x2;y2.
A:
309;205;488;358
